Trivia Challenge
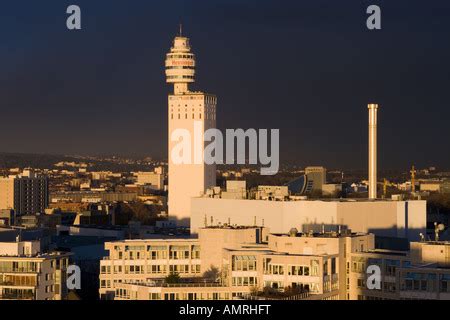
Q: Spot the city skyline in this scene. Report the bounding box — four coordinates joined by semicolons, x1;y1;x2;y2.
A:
1;0;450;170
1;1;450;305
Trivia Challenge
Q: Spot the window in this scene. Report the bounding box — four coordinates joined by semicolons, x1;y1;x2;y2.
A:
311;260;319;276
323;260;328;276
191;246;200;259
441;280;449;293
351;257;366;273
232;277;257;287
149;293;161;300
191;265;201;273
290;265;310;276
232;256;256;271
271;264;284;275
385;260;400;276
357;278;366;288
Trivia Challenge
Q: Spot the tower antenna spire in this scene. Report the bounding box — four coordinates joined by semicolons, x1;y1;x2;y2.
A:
179;23;182;36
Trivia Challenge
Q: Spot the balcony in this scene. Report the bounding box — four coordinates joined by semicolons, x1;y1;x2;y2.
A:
0;268;39;274
0;280;36;287
0;292;35;300
122;280;224;288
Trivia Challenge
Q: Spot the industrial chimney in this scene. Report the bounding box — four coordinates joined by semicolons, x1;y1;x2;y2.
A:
368;103;378;199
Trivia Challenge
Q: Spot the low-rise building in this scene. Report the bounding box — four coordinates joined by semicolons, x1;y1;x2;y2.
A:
100;226;450;300
99;226;373;300
349;241;450;300
134;167;164;190
191;197;426;242
0;240;72;300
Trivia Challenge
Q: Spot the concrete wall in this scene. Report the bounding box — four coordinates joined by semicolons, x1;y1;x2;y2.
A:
0;178;15;210
191;198;426;241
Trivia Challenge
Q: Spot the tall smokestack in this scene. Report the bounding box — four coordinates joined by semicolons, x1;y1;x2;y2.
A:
368;103;378;199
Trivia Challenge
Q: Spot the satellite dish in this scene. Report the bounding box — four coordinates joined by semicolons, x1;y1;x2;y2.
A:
289;228;298;237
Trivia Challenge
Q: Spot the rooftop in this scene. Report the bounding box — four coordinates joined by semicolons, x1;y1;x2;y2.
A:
271;230;368;239
417;241;450;246
0;251;72;259
202;225;264;230
197;195;424;203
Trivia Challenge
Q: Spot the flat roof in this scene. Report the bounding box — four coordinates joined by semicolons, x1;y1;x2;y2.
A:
271;232;369;239
0;251;72;259
196;196;424;203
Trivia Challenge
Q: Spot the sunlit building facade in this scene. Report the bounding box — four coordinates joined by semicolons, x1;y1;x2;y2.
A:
166;31;217;226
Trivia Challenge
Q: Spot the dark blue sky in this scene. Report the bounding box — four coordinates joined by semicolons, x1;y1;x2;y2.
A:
0;0;449;170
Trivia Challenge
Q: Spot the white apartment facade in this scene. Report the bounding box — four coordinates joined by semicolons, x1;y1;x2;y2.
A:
99;226;375;300
0;240;72;300
100;228;450;300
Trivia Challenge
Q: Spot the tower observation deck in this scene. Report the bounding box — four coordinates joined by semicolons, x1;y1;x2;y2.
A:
165;32;196;95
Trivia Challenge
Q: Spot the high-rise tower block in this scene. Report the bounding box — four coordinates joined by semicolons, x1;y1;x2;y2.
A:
165;31;217;226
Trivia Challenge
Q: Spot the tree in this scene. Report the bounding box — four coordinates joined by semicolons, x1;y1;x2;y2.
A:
202;266;221;282
165;273;180;284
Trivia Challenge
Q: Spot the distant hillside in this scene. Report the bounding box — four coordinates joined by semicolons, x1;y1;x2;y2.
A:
0;152;79;169
0;152;156;172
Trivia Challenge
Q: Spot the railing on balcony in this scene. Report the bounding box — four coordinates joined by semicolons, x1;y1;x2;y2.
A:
0;280;36;287
122;280;224;288
239;292;311;300
0;268;39;273
0;292;34;300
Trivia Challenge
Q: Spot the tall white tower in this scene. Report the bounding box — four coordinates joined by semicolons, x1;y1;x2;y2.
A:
368;103;378;199
165;29;217;226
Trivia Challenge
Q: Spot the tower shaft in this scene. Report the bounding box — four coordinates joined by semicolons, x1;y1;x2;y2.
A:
368;104;378;199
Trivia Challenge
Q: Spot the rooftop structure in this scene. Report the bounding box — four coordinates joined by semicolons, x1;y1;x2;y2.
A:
191;196;426;242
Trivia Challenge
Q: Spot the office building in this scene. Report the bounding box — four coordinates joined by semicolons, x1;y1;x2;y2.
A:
305;167;327;192
191;196;426;242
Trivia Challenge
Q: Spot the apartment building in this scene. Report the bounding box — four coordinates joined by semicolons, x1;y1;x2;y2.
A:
99;227;264;299
0;240;72;300
0;170;49;216
100;225;450;300
99;226;374;300
134;167;164;190
348;241;450;300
